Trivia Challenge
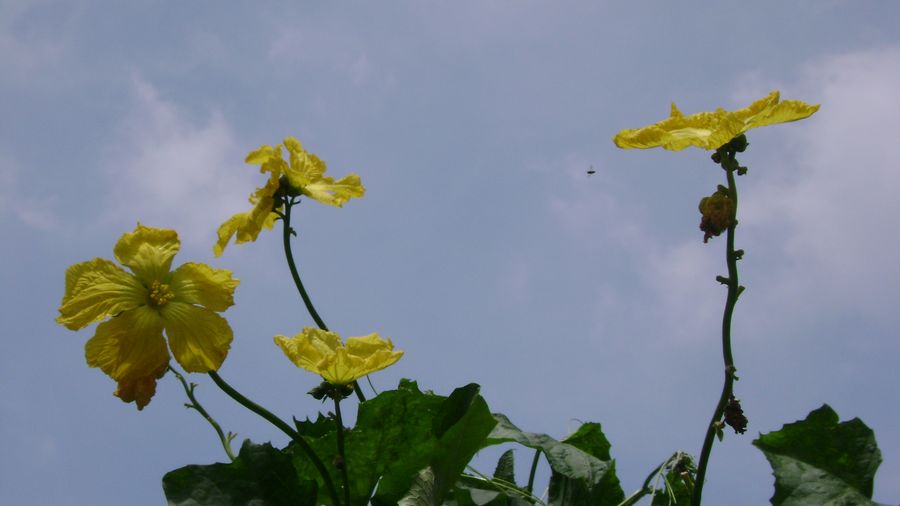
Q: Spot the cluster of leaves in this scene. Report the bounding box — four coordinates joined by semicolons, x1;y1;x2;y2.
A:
163;379;888;506
164;380;627;506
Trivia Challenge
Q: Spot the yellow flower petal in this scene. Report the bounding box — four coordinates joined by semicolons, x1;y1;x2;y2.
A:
114;365;168;410
283;137;327;187
170;262;239;311
114;224;181;282
162;302;233;372
613;91;819;151
275;328;402;385
213;175;280;256
57;258;147;330
245;144;279;165
302;174;366;207
84;306;168;384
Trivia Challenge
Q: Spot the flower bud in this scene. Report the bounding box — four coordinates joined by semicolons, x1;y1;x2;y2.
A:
729;134;749;153
698;189;735;243
724;395;748;434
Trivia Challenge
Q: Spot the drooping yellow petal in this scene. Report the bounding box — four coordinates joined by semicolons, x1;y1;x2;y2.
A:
613;91;819;151
113;225;181;282
301;174;366;207
114;364;168;410
275;328;402;385
213;174;280;256
162;302;233;372
85;305;168;383
170;262;239;311
57;258;147;330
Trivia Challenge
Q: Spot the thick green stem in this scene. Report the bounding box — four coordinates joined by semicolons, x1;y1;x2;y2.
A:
334;397;351;506
282;200;367;404
691;150;742;506
207;371;341;506
169;366;235;461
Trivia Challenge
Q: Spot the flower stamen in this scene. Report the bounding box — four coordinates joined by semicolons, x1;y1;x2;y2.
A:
149;280;175;307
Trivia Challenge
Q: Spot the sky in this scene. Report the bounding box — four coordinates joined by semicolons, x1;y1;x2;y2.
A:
2;1;899;505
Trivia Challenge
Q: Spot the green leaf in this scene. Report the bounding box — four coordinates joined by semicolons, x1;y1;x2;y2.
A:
163;440;316;506
485;414;624;505
293;380;445;506
453;474;533;506
398;467;437;506
287;380;494;506
753;404;886;506
493;449;516;484
429;386;498;503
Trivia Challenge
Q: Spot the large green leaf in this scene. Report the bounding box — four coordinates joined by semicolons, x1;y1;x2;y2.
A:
163;440;316;506
292;379;445;506
372;382;496;505
753;404;886;506
286;380;495;506
485;414;624;505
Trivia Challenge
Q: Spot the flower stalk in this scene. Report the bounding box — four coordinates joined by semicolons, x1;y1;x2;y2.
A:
691;140;746;506
281;199;368;403
333;396;351;506
207;370;341;506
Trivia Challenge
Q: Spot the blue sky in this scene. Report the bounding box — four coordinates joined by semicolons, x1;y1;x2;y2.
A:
2;1;899;505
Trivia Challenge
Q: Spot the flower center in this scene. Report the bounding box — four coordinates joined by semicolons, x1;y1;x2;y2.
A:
149;280;175;307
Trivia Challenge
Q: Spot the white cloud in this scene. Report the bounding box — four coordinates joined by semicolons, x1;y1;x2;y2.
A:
742;45;900;325
0;152;58;229
548;45;900;345
102;76;255;251
0;2;70;87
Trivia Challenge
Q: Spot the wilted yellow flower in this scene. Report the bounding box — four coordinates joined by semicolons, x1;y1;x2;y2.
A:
613;91;819;151
57;224;239;409
214;136;365;256
275;328;403;385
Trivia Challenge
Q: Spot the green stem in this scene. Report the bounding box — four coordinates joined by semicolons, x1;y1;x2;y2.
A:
333;397;351;506
525;448;541;497
691;150;742;506
207;370;341;506
282;199;329;331
616;452;677;506
282;200;367;404
168;365;235;461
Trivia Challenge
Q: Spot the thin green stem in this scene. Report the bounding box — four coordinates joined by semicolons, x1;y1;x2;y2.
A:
207;370;341;506
692;149;743;506
616;452;678;506
333;397;351;506
282;200;367;404
168;366;235;461
525;448;541;497
282;199;329;331
464;465;548;506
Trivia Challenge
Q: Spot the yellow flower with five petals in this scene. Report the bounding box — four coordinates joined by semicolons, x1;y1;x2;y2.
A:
214;136;365;256
57;224;239;409
613;91;819;151
275;328;403;385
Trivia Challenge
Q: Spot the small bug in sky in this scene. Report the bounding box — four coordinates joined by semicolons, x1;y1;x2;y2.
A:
587;165;596;176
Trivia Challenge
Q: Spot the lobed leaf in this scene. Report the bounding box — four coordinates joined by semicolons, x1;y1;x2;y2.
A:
753;404;887;506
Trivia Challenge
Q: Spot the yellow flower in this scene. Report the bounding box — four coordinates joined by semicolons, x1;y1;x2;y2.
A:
274;328;403;385
214;136;365;256
613;91;820;151
57;224;239;409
